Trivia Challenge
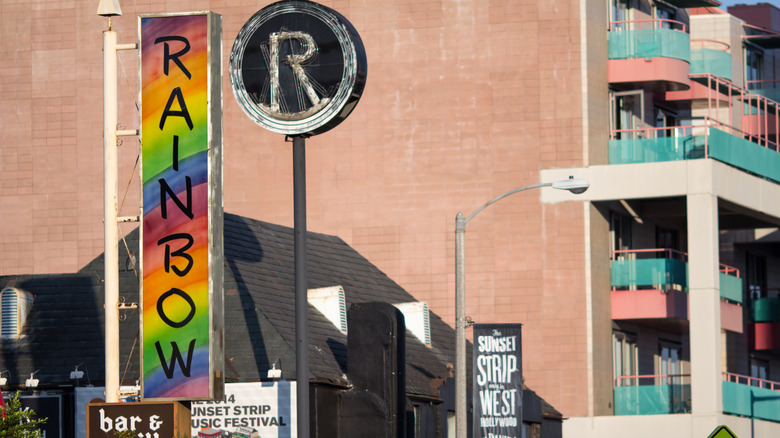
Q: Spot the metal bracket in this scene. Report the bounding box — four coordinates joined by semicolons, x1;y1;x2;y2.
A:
118;296;138;310
116;43;139;51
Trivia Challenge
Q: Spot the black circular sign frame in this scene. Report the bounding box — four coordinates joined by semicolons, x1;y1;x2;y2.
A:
230;0;367;136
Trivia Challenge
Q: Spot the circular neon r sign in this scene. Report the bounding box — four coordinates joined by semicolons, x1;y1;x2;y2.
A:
230;0;367;136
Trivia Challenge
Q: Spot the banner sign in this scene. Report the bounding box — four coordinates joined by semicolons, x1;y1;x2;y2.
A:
472;324;523;438
229;0;367;136
190;381;297;438
87;401;190;438
139;12;224;401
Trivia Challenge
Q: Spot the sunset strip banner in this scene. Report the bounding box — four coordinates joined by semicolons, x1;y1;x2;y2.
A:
139;12;224;401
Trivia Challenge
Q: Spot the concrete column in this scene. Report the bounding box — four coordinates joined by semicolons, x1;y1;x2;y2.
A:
686;192;722;435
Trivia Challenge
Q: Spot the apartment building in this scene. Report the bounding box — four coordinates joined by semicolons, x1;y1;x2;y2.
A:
2;0;780;437
542;2;780;436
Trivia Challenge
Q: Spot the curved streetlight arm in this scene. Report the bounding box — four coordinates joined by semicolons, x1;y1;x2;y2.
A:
454;176;588;438
461;182;551;228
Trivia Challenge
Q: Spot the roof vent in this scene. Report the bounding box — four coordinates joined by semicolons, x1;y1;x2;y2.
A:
0;288;33;339
394;302;431;346
308;286;348;335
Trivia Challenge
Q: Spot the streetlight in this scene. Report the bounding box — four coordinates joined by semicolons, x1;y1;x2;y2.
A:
454;177;589;438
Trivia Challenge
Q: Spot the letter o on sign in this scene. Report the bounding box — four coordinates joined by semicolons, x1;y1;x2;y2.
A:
229;0;367;136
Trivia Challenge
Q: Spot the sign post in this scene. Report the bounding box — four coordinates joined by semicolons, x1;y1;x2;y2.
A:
472;323;523;438
230;2;366;436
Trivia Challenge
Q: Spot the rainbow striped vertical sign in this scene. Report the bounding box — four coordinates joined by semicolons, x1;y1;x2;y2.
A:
139;12;224;401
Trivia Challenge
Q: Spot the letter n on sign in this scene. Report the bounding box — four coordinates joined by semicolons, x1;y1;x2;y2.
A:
138;12;224;401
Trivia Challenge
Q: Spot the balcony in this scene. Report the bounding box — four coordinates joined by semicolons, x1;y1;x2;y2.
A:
747;79;780;104
614;375;691;415
723;372;780;422
611;249;743;332
616;372;780;422
750;290;780;350
745;80;780;141
690;39;732;82
608;19;691;91
609;121;780;184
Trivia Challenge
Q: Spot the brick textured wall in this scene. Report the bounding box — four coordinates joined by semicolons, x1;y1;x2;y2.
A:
0;0;595;416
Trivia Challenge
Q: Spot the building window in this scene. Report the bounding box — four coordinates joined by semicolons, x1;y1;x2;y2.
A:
745;45;763;87
654;4;676;29
658;340;689;412
657;341;682;379
613;331;638;385
750;357;769;388
746;253;767;301
610;0;632;26
654;108;678;138
610;212;633;257
610;91;644;139
0;288;32;339
655;226;679;251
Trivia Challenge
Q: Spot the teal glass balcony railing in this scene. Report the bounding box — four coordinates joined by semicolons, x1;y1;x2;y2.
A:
609;124;780;184
747;80;780;104
617;373;780;419
611;257;687;290
723;373;780;423
611;249;743;304
707;127;780;184
615;375;691;415
720;271;743;304
690;48;732;81
609;20;690;63
752;297;780;322
609;132;705;165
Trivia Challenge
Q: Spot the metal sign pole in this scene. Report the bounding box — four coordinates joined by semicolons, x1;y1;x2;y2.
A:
293;136;310;438
230;4;366;434
102;27;120;404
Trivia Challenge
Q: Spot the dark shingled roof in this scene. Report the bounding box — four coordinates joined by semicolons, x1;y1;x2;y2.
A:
0;213;456;400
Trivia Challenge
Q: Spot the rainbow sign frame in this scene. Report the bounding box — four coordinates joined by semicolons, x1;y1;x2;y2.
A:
139;12;224;401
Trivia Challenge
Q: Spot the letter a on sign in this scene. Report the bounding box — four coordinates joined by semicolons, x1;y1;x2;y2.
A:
139;12;224;401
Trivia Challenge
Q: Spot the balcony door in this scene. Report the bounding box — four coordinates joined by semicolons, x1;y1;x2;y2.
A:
658;340;688;413
654;108;679;138
658;341;682;380
610;91;644;139
746;252;767;301
745;44;764;89
610;0;631;25
611;212;633;260
613;331;638;385
653;4;677;30
750;357;769;388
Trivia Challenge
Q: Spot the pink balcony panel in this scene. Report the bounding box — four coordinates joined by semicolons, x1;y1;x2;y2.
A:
609;58;691;92
751;322;780;351
720;301;743;334
666;81;730;102
612;289;688;320
612;289;743;333
742;113;779;138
